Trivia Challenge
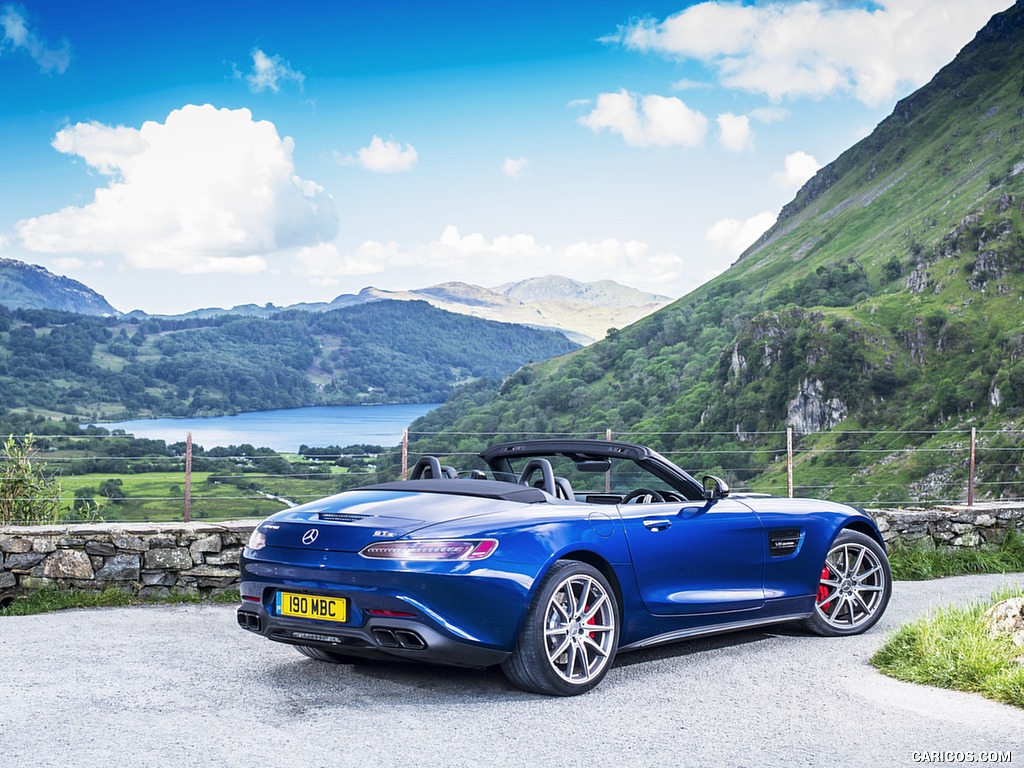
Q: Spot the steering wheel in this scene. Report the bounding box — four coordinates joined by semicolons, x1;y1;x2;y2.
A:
622;488;666;504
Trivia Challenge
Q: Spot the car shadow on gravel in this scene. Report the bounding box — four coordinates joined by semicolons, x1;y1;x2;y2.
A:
265;652;516;701
611;627;788;668
262;626;804;702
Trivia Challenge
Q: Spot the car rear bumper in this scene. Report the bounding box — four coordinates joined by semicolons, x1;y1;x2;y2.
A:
236;602;510;667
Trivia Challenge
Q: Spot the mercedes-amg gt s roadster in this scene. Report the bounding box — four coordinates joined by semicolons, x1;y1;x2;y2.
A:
237;439;891;695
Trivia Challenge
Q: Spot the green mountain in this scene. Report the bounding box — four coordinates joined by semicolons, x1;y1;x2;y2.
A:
406;1;1024;505
0;301;577;420
0;258;119;316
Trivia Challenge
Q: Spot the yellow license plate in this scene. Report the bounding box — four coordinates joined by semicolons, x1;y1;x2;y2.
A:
276;591;347;623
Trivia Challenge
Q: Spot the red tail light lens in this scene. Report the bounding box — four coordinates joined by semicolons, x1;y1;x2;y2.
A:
360;539;498;561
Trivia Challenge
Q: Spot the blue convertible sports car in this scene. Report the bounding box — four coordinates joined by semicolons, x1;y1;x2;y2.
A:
237;439;891;695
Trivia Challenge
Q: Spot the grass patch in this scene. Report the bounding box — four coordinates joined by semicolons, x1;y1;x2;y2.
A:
0;586;239;616
887;531;1024;581
871;586;1024;709
57;471;284;523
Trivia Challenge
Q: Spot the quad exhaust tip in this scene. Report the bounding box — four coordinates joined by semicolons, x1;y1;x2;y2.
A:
372;627;427;651
237;611;262;632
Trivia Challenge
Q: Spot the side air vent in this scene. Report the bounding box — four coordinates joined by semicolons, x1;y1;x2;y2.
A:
768;528;803;558
319;513;369;523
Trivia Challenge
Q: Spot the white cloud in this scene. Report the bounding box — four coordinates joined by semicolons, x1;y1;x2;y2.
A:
705;212;777;256
606;0;1010;107
750;106;789;124
0;3;70;74
295;242;388;286
773;150;822;191
50;121;147;175
17;104;337;274
352;135;418;173
502;156;528;178
579;89;708;148
245;48;304;93
716;112;753;153
671;78;713;91
295;225;685;294
53;256;103;271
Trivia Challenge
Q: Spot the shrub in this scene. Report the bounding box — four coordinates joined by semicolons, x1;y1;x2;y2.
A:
0;434;62;525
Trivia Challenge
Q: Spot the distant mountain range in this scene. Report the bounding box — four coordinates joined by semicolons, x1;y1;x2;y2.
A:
160;276;672;345
0;258;670;345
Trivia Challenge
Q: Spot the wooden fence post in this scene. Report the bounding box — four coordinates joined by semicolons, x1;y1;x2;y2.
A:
605;428;612;494
968;427;976;507
184;431;192;523
401;428;409;481
787;426;794;499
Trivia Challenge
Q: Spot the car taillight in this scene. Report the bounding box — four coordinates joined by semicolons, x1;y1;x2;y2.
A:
359;539;498;561
246;529;267;551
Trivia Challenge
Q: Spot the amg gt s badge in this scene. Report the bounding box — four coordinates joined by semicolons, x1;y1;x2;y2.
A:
301;529;319;545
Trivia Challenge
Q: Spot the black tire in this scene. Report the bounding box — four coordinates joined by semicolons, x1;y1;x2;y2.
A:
294;645;362;664
803;529;892;637
501;561;619;696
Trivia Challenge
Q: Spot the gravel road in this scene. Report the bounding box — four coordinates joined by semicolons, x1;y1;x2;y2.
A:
2;573;1022;767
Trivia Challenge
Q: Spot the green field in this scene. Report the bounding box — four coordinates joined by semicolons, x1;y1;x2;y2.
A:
55;470;367;522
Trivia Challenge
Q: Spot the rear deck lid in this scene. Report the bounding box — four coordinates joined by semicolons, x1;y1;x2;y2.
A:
256;484;528;553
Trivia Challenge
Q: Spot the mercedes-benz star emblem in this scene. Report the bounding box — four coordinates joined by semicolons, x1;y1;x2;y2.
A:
301;529;319;545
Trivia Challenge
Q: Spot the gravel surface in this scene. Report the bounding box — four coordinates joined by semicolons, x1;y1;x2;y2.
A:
2;573;1022;767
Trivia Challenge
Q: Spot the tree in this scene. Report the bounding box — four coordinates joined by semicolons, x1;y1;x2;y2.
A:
0;435;61;525
99;478;126;504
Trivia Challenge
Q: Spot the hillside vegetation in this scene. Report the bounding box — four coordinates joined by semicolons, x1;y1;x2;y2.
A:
0;300;576;420
407;1;1024;505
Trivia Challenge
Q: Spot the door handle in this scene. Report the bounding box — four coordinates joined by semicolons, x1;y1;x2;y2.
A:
643;518;672;532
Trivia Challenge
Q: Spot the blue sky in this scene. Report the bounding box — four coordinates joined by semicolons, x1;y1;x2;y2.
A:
0;0;1012;314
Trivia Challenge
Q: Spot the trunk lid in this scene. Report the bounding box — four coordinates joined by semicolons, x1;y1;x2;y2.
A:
256;487;509;553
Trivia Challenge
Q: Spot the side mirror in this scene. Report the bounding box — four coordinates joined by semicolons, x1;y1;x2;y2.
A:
702;474;730;501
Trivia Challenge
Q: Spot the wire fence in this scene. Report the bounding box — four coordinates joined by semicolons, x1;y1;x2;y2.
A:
400;426;1022;508
2;425;1022;523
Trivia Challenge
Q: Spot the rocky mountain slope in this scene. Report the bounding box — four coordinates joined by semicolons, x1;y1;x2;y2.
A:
0;259;118;316
405;0;1024;506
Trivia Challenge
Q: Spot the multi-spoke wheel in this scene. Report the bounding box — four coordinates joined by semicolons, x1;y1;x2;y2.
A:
502;560;619;696
803;529;891;636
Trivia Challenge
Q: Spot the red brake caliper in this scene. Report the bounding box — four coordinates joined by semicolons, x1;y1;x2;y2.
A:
586;606;596;638
817;565;832;611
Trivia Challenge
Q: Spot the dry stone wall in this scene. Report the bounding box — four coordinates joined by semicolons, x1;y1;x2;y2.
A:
1;505;1022;599
0;521;254;599
870;503;1023;549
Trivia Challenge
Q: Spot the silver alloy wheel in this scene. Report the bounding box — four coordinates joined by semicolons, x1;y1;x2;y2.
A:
815;540;888;629
543;573;616;684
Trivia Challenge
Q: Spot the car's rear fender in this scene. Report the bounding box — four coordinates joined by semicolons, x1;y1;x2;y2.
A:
840;517;886;549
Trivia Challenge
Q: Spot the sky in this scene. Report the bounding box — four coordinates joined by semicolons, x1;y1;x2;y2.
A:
0;0;1013;315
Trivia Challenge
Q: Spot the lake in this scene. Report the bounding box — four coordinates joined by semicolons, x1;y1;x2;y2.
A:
91;403;440;453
